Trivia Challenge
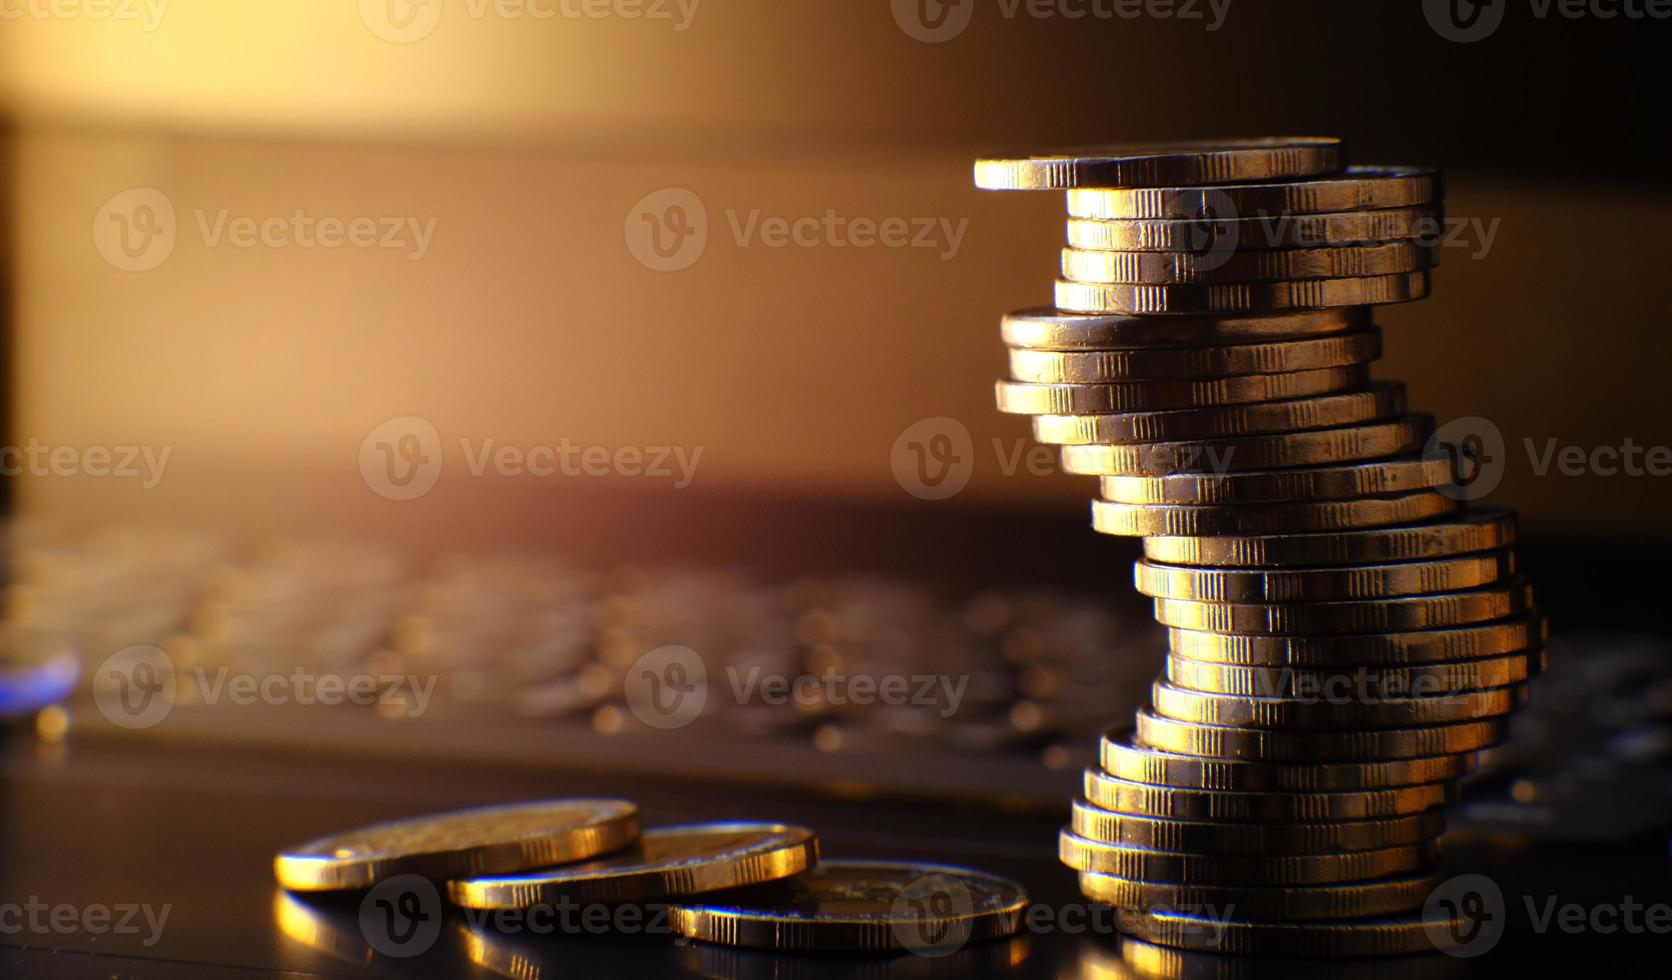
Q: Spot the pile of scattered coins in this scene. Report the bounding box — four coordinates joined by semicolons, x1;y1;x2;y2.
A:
977;138;1545;955
274;799;1028;960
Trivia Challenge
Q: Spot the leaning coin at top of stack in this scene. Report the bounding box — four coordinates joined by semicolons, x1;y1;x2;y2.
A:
976;137;1539;956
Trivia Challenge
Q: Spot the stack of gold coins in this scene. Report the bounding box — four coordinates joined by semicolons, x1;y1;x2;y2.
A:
977;139;1545;956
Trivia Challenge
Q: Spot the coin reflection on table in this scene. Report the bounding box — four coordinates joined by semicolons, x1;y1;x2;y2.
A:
273;890;377;967
1068;936;1466;979
679;934;1031;980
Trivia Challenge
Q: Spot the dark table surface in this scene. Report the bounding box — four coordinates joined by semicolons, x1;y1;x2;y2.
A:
2;730;1668;979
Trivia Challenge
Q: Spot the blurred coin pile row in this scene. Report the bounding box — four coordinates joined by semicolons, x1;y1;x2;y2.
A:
2;524;1152;758
273;798;1028;963
976;139;1546;955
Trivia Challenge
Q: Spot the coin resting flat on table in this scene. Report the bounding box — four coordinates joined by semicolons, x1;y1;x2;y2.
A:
994;366;1370;415
973;138;1344;191
667;860;1028;952
272;798;640;892
447;822;817;909
999;306;1367;349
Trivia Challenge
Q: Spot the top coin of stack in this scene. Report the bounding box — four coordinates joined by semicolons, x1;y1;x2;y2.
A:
976;138;1542;957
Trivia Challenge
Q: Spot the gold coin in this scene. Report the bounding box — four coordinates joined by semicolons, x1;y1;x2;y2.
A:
1149;679;1531;729
1069;801;1445;854
1101;732;1474;790
973;138;1343;191
1082;769;1450;821
1059;829;1435;884
1134;552;1517;602
1167;614;1548;666
273;799;640;892
1065;206;1444;252
1055;270;1430;315
1165;650;1546;698
995;366;1370;415
1093;491;1458;537
1135;709;1511;761
447;822;817;909
1151;582;1534;634
1032;384;1405;445
1060;242;1435;285
1111;907;1467;957
1142;507;1516;566
667;860;1028;952
1008;331;1380;383
1065;167;1442;220
1101;455;1460;504
1060;416;1433;476
1078;874;1435;926
1000;306;1366;350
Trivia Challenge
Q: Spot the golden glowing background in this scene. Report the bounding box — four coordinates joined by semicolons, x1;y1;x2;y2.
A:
2;1;1668;536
